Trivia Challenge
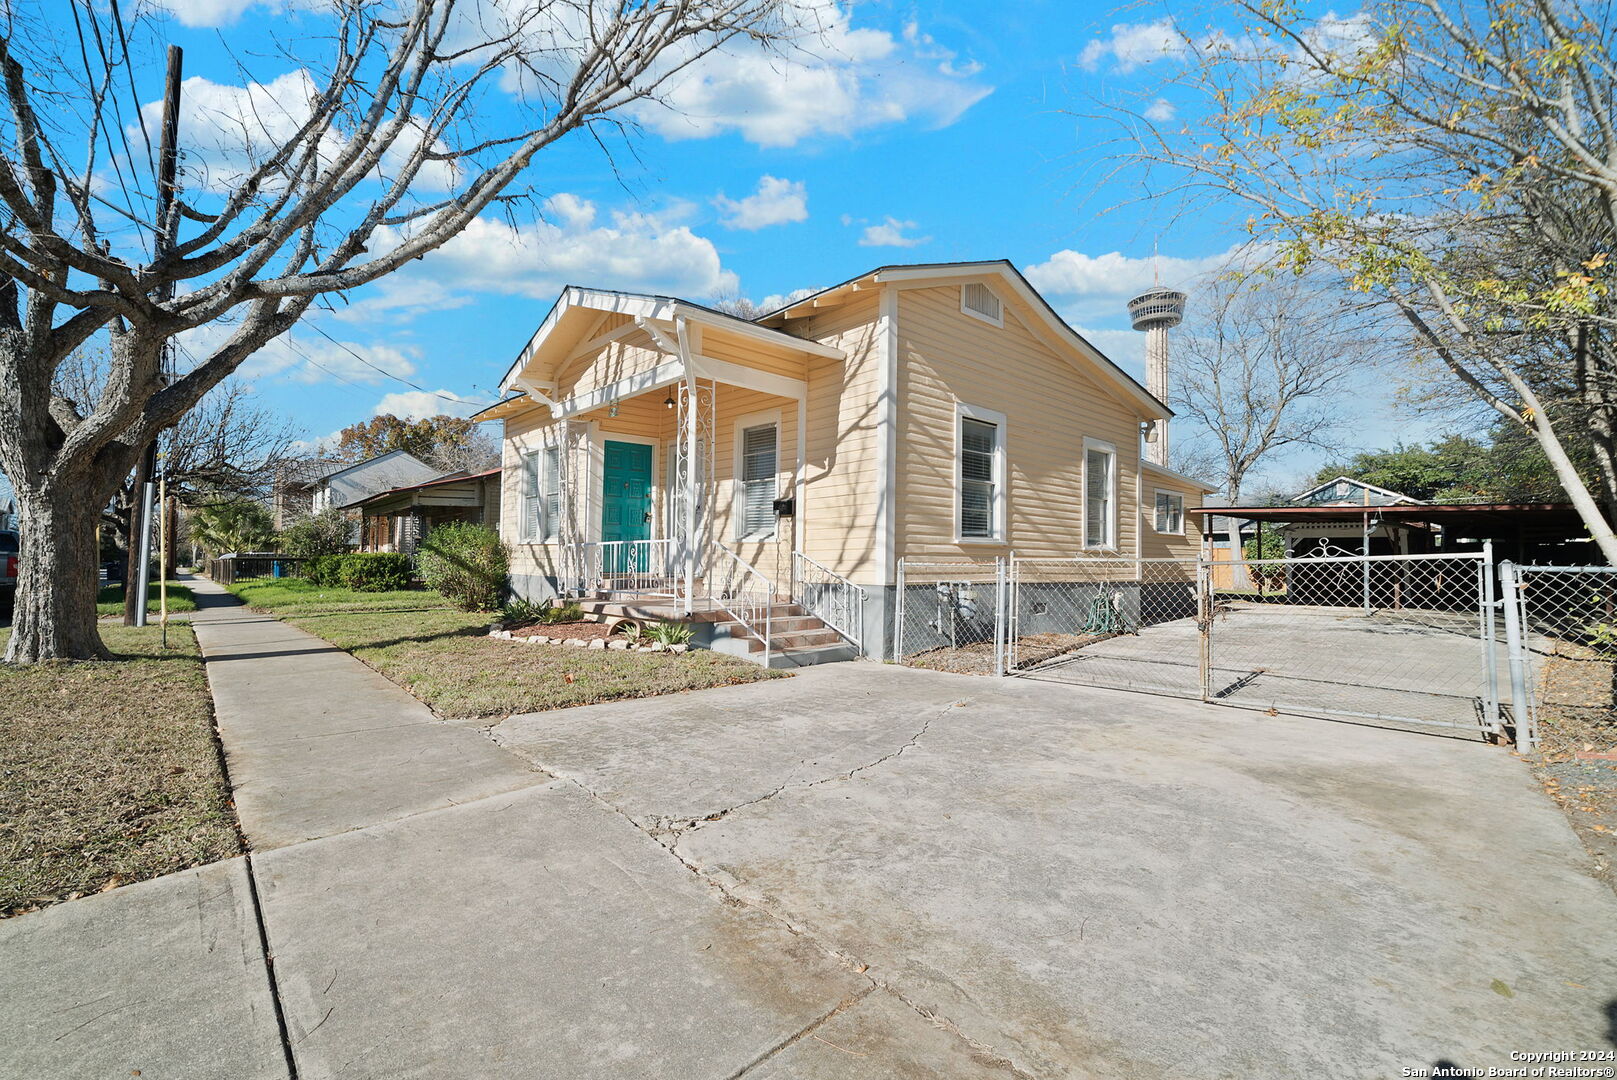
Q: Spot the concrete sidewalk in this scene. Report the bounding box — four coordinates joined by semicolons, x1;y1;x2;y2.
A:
5;579;966;1080
186;577;540;849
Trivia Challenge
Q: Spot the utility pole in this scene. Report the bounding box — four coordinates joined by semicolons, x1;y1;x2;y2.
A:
128;44;183;627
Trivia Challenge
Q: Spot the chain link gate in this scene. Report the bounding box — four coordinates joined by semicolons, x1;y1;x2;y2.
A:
995;550;1503;742
1498;561;1617;755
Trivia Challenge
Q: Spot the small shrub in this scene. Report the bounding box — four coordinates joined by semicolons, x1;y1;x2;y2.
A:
415;522;508;611
282;507;352;560
647;621;694;646
500;598;548;625
545;602;584;625
337;552;412;592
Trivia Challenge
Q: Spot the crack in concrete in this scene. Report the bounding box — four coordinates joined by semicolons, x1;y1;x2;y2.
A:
476;705;1035;1079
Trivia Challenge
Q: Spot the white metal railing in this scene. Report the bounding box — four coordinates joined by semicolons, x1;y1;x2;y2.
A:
791;551;864;652
589;539;677;596
709;542;774;666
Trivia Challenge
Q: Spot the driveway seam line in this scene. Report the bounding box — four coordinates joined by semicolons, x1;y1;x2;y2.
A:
723;985;876;1079
193;609;301;1080
485;710;1038;1079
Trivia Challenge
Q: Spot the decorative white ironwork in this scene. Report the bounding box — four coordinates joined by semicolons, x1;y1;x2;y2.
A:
710;541;774;666
675;377;716;612
591;539;678;596
554;418;591;596
791;551;864;651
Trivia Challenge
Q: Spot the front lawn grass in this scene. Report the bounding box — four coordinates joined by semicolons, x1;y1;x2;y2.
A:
96;580;198;616
0;624;240;916
226;576;783;717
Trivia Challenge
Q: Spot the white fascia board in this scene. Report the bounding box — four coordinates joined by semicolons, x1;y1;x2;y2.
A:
552;358;687;419
873;264;1171;422
1141;459;1221;492
675;304;847;360
688;353;806;400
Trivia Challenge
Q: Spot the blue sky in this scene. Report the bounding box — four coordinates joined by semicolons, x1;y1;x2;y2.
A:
92;0;1422;490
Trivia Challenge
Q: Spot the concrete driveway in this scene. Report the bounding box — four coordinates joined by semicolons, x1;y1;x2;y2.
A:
494;663;1617;1078
1023;605;1505;736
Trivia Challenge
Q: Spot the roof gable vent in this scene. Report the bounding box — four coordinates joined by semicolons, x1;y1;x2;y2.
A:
961;282;1003;326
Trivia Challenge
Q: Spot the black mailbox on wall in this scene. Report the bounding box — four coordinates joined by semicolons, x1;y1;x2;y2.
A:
773;498;795;517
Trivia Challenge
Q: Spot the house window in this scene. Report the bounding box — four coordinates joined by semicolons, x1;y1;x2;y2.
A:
1154;490;1184;535
957;403;1006;541
1084;440;1116;549
961;282;1003;326
737;422;778;540
522;446;561;542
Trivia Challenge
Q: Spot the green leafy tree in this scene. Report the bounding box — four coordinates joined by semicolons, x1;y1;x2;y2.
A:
333;415;498;473
189;501;277;557
1123;0;1617;561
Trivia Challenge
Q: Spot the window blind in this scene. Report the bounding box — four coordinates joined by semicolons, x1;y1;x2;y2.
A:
960;417;997;538
740;424;777;539
1085;447;1112;546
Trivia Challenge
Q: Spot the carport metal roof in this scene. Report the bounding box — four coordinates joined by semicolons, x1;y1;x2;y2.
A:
1187;503;1587;543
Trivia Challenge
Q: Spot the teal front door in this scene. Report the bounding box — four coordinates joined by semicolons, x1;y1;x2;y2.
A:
601;441;653;570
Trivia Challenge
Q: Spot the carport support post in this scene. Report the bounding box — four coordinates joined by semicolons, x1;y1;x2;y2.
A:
1197;557;1212;701
993;556;1006;677
1499;561;1535;751
1480;540;1502;740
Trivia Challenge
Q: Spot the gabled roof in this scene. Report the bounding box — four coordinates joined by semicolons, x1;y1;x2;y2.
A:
355;467;500;508
500;286;844;396
756;259;1171;421
1293;476;1425;506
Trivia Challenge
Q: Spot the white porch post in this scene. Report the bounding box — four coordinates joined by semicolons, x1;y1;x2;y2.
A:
677;316;698;615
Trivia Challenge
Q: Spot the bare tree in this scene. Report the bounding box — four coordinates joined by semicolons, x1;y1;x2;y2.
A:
1111;0;1617;562
1173;277;1368;580
0;0;802;662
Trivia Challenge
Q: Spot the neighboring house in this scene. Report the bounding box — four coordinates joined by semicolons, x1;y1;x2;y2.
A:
356;468;501;556
478;259;1217;662
1283;476;1426;558
273;451;443;530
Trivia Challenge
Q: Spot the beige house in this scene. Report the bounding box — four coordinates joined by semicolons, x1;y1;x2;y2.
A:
477;260;1214;663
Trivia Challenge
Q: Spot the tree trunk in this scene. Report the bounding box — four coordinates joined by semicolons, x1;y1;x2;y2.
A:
5;483;111;663
1224;482;1252;591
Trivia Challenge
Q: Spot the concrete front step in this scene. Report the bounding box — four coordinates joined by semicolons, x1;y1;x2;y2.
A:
721;625;845;651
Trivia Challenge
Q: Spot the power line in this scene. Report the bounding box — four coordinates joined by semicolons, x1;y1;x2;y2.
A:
303;321;491;409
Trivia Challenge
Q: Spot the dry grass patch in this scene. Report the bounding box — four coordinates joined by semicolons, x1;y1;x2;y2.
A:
0;624;240;916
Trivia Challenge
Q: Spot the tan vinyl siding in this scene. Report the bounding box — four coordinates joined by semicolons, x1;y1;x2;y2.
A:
1140;472;1206;560
894;284;1149;561
787;293;884;584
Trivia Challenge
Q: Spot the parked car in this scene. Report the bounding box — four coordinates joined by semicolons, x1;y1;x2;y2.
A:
0;529;17;616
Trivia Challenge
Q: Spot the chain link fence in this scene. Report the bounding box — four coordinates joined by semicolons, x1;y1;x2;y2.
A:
1502;563;1617;756
894;551;1507;744
1008;557;1208;698
893;560;1007;675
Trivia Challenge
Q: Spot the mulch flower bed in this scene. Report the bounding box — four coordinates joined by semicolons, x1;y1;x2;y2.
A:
505;619;614;642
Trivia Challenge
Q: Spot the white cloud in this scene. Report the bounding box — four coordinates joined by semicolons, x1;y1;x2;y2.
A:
1144;97;1176;123
179;318;422;388
1080;13;1373;75
1023;244;1255;327
634;5;992;147
857;217;929;248
365;194;738;313
139;69;457;195
374;389;485;421
713;176;809;231
1080;19;1188;73
151;0;303;28
758;286;821;312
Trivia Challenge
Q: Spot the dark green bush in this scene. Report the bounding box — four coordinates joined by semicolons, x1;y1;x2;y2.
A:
336;552;412;592
302;554;342;586
416;522;509;611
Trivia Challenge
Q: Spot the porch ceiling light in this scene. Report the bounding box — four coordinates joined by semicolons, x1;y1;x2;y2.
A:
664;391;675;409
608;398;619;417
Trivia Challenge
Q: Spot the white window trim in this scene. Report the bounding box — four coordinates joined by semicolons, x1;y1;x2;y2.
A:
1153;489;1185;536
954;402;1008;545
518;436;565;544
732;408;782;542
959;282;1004;328
1082;437;1119;552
